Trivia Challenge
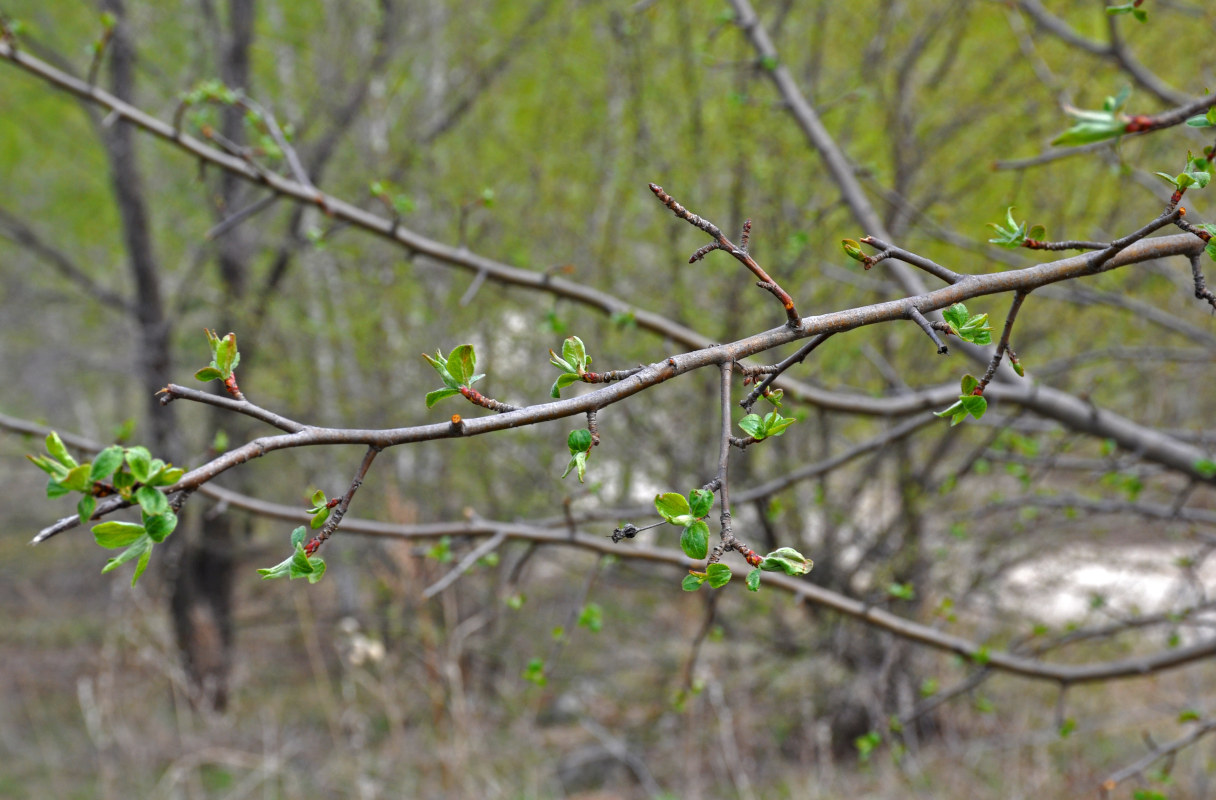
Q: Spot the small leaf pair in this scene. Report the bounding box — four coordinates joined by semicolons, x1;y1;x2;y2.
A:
987;207;1045;249
257;526;326;583
1153;152;1211;192
684;546;813;592
1051;86;1131;147
942;303;992;346
562;428;594;483
306;488;331;529
194;329;241;383
93;506;178;586
935;374;988;426
738;410;796;440
655;489;715;560
549;336;591;398
422;344;484;407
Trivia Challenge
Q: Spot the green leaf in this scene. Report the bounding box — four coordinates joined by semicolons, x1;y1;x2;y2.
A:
561;336;588;371
27;453;68;480
841;238;866;263
448;344;476;385
195;366;223;382
1179;709;1202;723
1195;459;1216;479
77;495;96;525
680;520;709;560
655;492;692;523
561;451;589;482
738;413;765;439
577;603;603;632
960;374;979;395
761;411;796;437
567;429;593;453
130;545;153;587
214;332;239;376
125;447;152;483
706;563;732;588
688;488;714;519
46;479;71;499
682;573;706;591
290;526;308;548
100;536;151;574
143;510;177;542
310;507;330;529
1058;717;1076;738
943;303;968;330
46;432;77;468
1050;114;1123;147
550;371;582;398
522;657;546;685
886;582;915;600
759;547;813;576
746;568;762;592
61;464;93;492
89;446;124;482
425;387;461;408
422;350;460;390
153;467;184;487
959;394;988;421
93;521;146;548
135;485;169;517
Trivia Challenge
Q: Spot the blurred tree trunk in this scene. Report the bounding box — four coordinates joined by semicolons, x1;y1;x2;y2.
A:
165;0;257;712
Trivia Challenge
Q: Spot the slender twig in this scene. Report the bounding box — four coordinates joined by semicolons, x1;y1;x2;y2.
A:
157;383;306;432
302;445;381;555
740;333;833;411
1022;238;1107;252
860;236;963;284
421;529;508;599
204;193;279;241
977;291;1027;392
649;183;801;328
908;307;948;354
1100;718;1216;798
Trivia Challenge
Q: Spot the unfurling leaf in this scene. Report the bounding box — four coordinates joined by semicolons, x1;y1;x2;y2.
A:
759;547;813;576
682;573;706;591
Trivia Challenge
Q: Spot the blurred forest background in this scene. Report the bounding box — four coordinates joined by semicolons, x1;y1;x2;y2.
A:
2;0;1216;797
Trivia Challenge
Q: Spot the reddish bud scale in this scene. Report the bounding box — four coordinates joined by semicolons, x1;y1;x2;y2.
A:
1172;190;1185;207
744;550;762;567
1124;115;1153;134
304;538;321;556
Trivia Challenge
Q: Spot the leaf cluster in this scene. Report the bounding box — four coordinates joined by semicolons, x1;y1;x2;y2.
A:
257;526;327;583
422;344;484;407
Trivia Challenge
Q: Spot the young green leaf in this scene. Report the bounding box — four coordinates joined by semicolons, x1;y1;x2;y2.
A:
143;510;178;542
561;336;589;371
680;520;709;560
44;431;77;469
655;492;692;524
77;495;96;525
688;488;714;519
550;371;582;398
759;547;813;576
425;387;461;408
682;573;706;591
706;563;732;589
89;445;124;482
746;568;762;592
135;485;169;517
93;520;145;548
738;414;766;440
